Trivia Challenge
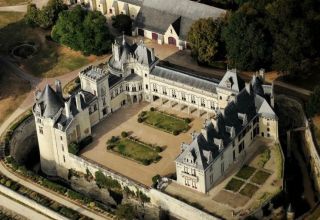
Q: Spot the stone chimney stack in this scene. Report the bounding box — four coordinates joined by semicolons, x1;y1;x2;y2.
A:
75;94;82;112
65;101;71;118
55;80;62;98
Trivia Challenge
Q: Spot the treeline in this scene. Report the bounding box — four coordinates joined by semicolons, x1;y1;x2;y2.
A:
188;0;320;77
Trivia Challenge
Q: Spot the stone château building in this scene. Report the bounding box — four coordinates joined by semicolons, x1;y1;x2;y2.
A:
74;0;226;49
33;37;278;193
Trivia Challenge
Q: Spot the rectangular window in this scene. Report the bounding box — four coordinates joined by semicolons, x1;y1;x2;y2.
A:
191;169;196;176
39;126;43;134
201;98;205;107
63;155;66;163
163;87;167;95
181;93;186;101
145;84;148;90
172;90;176;98
191;95;196;104
60;136;63;141
126;85;129;91
62;144;64;152
184;166;188;173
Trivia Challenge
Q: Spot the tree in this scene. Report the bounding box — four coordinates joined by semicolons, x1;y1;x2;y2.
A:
112;14;132;35
24;0;66;29
306;86;320;117
115;204;136;220
52;5;113;55
222;5;272;70
187;18;225;64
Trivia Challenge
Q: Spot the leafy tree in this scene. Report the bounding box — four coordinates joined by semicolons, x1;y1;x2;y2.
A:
112;14;132;35
306;86;320;117
187;18;225;64
222;6;272;70
52;6;113;55
24;0;66;29
115;204;136;220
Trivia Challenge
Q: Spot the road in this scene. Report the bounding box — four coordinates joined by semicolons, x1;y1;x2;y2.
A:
0;193;52;220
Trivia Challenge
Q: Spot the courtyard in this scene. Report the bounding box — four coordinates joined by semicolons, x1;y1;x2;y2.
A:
80;101;205;187
163;138;284;220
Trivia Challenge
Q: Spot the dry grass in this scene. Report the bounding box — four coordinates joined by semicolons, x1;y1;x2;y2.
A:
0;12;25;28
0;0;29;6
0;65;31;124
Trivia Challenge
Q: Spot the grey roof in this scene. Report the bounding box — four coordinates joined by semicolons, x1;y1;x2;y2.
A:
108;73;122;88
258;99;277;119
135;0;226;40
218;69;245;92
125;73;142;82
36;85;64;118
176;88;257;170
150;65;218;93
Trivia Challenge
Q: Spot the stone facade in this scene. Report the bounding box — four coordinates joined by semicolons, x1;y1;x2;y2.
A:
33;37;278;195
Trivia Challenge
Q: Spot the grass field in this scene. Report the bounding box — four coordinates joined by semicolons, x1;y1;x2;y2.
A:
140;110;190;135
108;138;161;165
0;63;31;124
0;12;25;28
251;170;271;185
0;13;101;78
239;183;259;197
236;165;256;180
225;178;245;192
0;0;29;6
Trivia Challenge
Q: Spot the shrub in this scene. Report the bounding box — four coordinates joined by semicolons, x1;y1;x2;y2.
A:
184;118;191;123
137;117;143;123
107;136;119;145
106;145;114;150
155;146;162;152
95;171;121;190
115;204;136;220
150;107;155;111
173;130;179;136
137;191;150;203
5;180;11;188
121;131;128;138
152;174;161;185
68;142;79;155
142;159;151;165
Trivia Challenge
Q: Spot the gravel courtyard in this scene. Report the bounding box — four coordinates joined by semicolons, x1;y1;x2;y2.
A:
80;101;204;186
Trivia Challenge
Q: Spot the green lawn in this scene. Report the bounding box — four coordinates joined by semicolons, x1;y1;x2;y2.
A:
240;183;259;197
108;138;161;165
236;165;256;180
140;110;190;135
251;170;271;185
257;148;271;168
225;178;245;192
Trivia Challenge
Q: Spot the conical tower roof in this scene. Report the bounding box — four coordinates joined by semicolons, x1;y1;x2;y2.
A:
38;84;64;118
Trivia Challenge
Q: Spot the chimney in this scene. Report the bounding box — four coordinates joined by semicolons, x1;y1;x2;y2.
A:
259;68;265;81
55;80;62;98
75;94;82;112
150;48;155;62
65;101;71;118
245;82;251;94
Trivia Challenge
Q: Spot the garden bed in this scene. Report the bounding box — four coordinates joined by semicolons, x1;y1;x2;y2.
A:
138;109;190;135
239;183;259;197
235;165;256;180
106;136;162;165
225;178;245;192
251;170;271;185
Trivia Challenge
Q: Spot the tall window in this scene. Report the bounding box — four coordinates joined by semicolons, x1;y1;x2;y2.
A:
191;95;196;104
201;98;205;107
181;93;186;101
163;87;167;95
153;84;158;92
172;89;176;98
39;126;43;134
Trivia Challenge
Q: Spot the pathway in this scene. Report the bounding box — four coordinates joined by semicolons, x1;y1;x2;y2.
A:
0;193;52;220
0;4;27;12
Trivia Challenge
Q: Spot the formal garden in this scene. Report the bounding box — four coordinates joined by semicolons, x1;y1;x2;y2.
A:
224;162;272;198
106;132;163;165
138;108;191;135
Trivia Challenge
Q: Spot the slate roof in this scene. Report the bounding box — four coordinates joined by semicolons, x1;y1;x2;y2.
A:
176;88;258;170
108;73;122;88
80;66;107;81
125;73;142;82
36;85;64;118
120;0;142;6
150;65;218;93
218;69;245;92
135;0;226;40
